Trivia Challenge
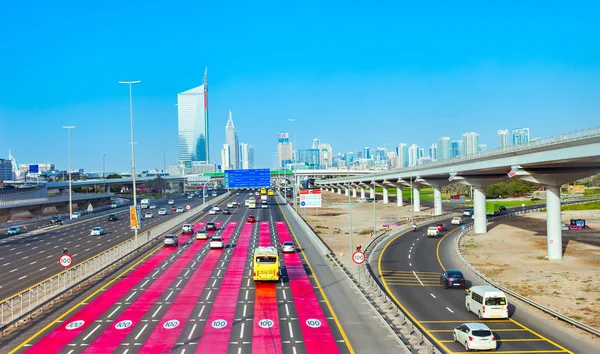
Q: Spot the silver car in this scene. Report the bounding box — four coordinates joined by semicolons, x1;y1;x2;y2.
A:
90;227;104;236
453;323;496;351
7;227;21;235
163;234;179;247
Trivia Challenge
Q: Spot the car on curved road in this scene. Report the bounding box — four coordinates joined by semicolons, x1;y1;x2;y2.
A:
453;323;496;351
227;202;234;208
223;208;231;215
71;211;81;219
209;209;216;215
435;223;447;232
90;227;104;236
176;207;184;213
7;227;21;235
158;208;167;215
149;204;157;209
440;270;466;289
50;215;63;225
426;227;440;237
451;217;463;225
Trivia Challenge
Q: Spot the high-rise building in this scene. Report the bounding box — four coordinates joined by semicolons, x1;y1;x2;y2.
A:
450;140;462;158
512;128;530;145
319;143;332;169
436;137;451;161
298;149;320;169
248;145;254;169
408;144;419;167
221;144;231;171
375;147;386;161
277;132;293;168
312;138;320;149
239;143;250;169
429;143;437;162
387;151;397;168
397;143;409;168
462;132;479;156
225;110;239;169
0;158;12;181
498;129;509;149
178;68;209;165
478;144;487;152
364;147;371;159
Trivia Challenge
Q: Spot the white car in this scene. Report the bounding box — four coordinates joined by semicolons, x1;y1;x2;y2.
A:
144;212;153;218
182;224;194;234
212;206;220;211
188;194;194;199
149;204;157;209
71;211;81;219
249;192;254;196
90;227;104;236
158;208;167;215
453;323;496;351
209;209;217;215
451;217;463;225
245;200;251;207
209;236;224;249
168;200;175;205
282;241;296;253
163;234;179;247
427;227;440;237
227;202;234;208
111;203;118;208
176;207;184;213
261;203;268;209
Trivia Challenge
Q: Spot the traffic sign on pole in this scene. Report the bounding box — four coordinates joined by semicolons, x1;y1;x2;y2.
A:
369;231;374;237
58;254;73;268
186;204;191;211
352;251;366;264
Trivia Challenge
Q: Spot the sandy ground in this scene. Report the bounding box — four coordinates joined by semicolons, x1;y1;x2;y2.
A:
460;211;600;333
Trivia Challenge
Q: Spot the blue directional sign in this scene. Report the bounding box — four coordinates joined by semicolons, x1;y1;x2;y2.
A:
461;225;466;232
224;169;271;188
29;164;39;173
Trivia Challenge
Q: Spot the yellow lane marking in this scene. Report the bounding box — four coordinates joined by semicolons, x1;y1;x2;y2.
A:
420;320;511;323
435;224;575;354
429;329;527;333
277;202;355;354
9;203;220;354
452;351;567;354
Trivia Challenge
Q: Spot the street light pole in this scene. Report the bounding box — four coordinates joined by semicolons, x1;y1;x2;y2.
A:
162;149;167;198
347;161;353;255
288;118;297;211
119;80;142;238
62;126;75;219
102;154;106;193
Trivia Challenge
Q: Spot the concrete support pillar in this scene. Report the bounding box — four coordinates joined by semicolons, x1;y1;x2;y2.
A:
344;187;349;196
382;187;389;204
104;185;112;193
0;209;11;223
546;185;563;260
396;188;403;206
360;188;365;199
177;181;184;193
337;187;342;194
27;206;44;218
433;186;443;216
369;187;375;199
352;188;357;198
413;186;421;212
473;186;487;234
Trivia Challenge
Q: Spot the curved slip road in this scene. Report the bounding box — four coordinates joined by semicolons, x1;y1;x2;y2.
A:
375;216;599;354
7;193;351;354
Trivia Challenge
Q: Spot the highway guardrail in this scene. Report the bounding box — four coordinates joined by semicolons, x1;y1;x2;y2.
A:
455;203;600;338
0;192;231;335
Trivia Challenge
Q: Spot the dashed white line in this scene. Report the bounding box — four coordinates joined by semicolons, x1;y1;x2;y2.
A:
430;293;436;299
134;324;148;340
446;307;454;313
165;291;174;302
188;323;197;340
83;324;101;341
107;305;122;318
412;271;424;286
152;305;163;318
39;267;47;271
10;269;17;273
288;322;294;338
198;305;206;318
205;290;212;301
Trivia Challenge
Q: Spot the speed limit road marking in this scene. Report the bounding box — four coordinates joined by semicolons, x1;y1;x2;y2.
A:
352;251;365;264
58;254;73;268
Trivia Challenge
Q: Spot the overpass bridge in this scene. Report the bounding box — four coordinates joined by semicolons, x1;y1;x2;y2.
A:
317;125;600;260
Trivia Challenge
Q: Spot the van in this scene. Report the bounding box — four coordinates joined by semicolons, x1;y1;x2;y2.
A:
357;197;367;203
465;285;509;319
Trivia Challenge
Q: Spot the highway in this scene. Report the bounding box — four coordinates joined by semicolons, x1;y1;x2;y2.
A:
375;213;599;353
0;192;222;301
7;193;351;353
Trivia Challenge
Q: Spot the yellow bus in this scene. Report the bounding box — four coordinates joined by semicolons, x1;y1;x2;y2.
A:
260;187;267;195
253;247;279;281
267;189;274;196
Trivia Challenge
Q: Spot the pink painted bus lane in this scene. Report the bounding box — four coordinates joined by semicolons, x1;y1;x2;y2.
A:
252;221;282;354
24;223;207;354
82;222;223;353
194;221;254;353
139;222;239;352
276;221;340;354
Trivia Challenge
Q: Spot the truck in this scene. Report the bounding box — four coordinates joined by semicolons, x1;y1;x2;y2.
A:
140;199;151;209
486;203;501;216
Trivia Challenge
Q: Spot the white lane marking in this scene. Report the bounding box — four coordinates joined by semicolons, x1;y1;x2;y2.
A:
288;322;294;338
125;291;137;302
140;279;149;288
430;293;436;299
282;290;287;300
165;291;174;302
152;305;163;318
212;279;217;287
446;307;454;313
10;269;17;273
198;305;206;318
39;267;47;271
292;347;297;354
83;324;101;341
412;271;424;286
188;323;197;340
245;290;248;300
29;261;37;265
205;290;212;301
18;275;27;280
239;322;244;339
285;304;290;316
1;263;9;266
408;254;410;259
243;304;247;317
176;279;183;288
107;305;122;318
134;323;148;340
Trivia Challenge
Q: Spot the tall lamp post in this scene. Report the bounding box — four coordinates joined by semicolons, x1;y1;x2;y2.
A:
161;149;167;198
119;80;142;238
288;118;297;211
102;154;106;193
62;126;76;219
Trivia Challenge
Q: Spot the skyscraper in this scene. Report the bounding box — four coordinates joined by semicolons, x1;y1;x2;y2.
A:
178;68;209;165
364;147;371;159
319;143;332;169
248;145;254;168
397;143;409;168
312;138;321;149
450;140;462;158
278;132;293;168
239;143;249;169
429;143;437;162
462;132;479;156
512;128;530;145
298;149;320;169
225;110;239;169
498;129;509;149
478;144;487;152
408;144;419;167
436;137;451;161
221;144;230;170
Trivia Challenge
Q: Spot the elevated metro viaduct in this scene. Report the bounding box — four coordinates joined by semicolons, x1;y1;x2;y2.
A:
317;126;600;260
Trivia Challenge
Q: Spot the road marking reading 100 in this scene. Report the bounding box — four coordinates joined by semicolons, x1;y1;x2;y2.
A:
115;320;133;330
163;319;180;329
306;319;322;328
65;320;84;330
212;319;227;329
258;319;274;328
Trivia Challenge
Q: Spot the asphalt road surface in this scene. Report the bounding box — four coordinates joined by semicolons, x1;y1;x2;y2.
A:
375;213;599;354
0;192;223;301
7;192;351;354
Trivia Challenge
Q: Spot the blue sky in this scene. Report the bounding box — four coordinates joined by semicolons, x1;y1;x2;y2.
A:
1;1;599;172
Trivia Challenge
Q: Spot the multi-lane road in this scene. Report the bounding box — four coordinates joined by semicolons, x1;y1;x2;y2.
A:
375;214;599;354
0;193;220;301
5;193;352;353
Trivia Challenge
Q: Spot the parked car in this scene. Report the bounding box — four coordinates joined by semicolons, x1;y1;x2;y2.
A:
164;234;179;247
182;224;194;234
209;236;224;249
206;222;217;231
50;215;63;225
90;227;104;236
247;215;256;223
108;214;118;221
282;241;296;253
196;229;209;240
451;217;463;225
440;270;466;289
453;323;496;351
427;227;440;237
435;223;447;232
7;227;21;235
158;208;167;215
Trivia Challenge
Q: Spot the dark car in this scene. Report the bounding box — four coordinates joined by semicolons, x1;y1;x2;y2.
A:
499;205;507;212
247;215;256;223
222;208;231;215
440;270;466;289
171;206;177;211
206;222;217;231
108;214;118;221
50;215;63;225
435;223;447;232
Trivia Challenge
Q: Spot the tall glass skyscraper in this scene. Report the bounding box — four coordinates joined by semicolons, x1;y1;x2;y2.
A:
178;68;209;165
512;128;530;145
